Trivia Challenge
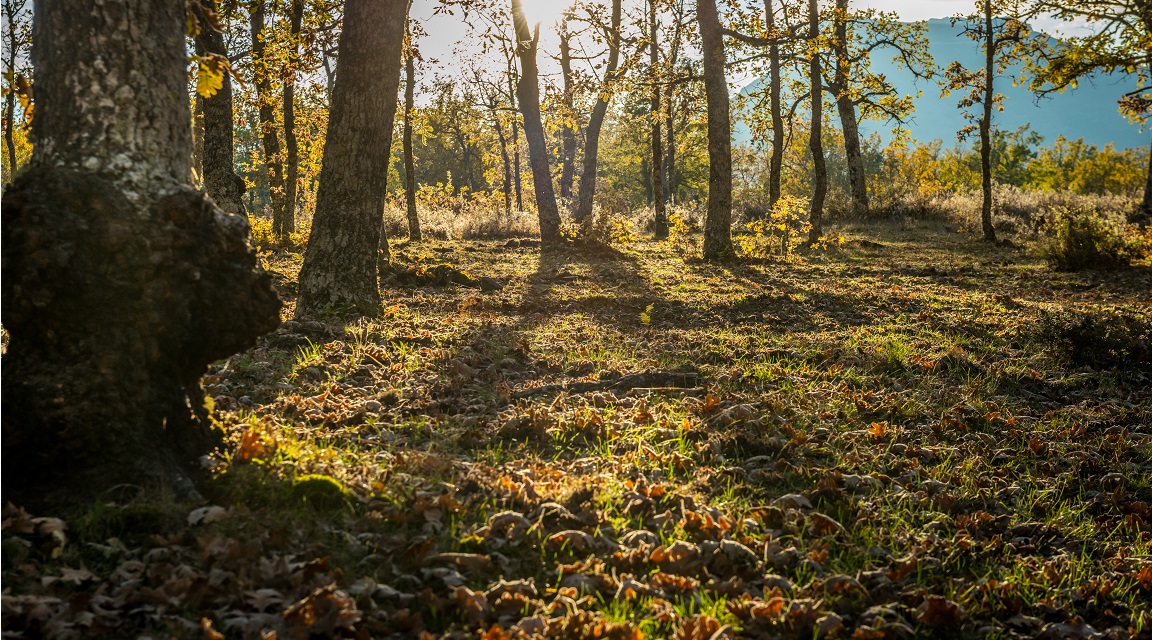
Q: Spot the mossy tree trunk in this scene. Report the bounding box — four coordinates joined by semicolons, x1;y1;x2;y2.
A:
766;0;784;210
295;0;407;315
249;0;287;236
979;0;997;242
1;0;281;513
558;17;577;201
833;0;868;215
698;0;734;260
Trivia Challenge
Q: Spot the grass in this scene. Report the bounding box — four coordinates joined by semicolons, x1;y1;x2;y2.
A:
3;218;1151;639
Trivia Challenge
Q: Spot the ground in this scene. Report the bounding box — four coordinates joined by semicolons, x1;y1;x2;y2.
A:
3;219;1151;639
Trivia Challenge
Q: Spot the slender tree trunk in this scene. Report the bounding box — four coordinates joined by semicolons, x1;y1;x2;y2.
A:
195;0;247;218
575;0;622;225
4;12;17;174
808;0;828;245
281;0;303;236
296;0;407;314
834;0;868;214
2;0;279;512
509;62;524;211
980;0;997;242
559;18;576;200
1141;135;1152;223
698;0;733;260
766;0;784;209
650;0;667;238
404;41;421;241
511;0;562;243
664;94;676;204
496;117;513;214
250;1;286;232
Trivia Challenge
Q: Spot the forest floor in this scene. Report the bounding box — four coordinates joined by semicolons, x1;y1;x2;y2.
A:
4;219;1152;640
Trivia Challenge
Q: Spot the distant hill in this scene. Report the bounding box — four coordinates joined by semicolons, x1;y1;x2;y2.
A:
737;18;1147;150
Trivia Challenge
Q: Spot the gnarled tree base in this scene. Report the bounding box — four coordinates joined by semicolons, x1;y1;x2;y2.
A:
1;167;281;513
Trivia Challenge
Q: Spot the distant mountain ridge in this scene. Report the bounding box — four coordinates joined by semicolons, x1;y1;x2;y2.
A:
737;18;1147;150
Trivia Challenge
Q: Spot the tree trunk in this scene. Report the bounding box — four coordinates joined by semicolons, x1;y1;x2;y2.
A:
195;0;247;218
698;0;733;260
511;0;562;244
664;94;676;204
980;0;997;242
296;0;407;315
4;10;17;175
404;40;421;241
834;0;868;214
281;0;303;236
1141;135;1152;223
574;0;622;226
496;117;513;214
650;0;667;238
250;0;286;234
509;61;524;211
808;0;828;245
559;18;576;200
766;0;784;209
2;0;280;513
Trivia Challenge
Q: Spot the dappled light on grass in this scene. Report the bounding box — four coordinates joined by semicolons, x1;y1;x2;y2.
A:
3;223;1151;638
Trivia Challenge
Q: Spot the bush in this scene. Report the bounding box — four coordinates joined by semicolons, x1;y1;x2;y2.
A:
1039;207;1150;271
1037;308;1151;368
738;195;810;258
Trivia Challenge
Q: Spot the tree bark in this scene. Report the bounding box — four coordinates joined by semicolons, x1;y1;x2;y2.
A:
2;0;280;513
650;0;667;238
511;0;562;244
496;117;513;214
766;0;784;209
980;0;997;242
296;0;407;315
509;60;524;211
195;0;248;218
281;0;303;236
249;0;287;234
664;94;676;204
1141;135;1152;223
3;3;17;174
833;0;868;214
808;0;828;245
559;17;577;200
698;0;733;260
404;38;421;241
575;0;622;226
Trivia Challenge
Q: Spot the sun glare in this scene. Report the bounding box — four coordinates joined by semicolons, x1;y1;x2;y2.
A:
520;0;570;26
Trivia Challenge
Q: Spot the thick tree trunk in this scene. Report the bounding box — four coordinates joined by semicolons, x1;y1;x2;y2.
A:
698;0;733;260
511;0;562;244
650;0;667;238
980;0;997;242
2;0;280;513
296;0;407;314
834;0;868;214
250;0;287;233
195;0;247;218
574;0;622;226
404;42;421;241
808;0;828;245
281;0;303;236
559;18;576;201
766;0;784;209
